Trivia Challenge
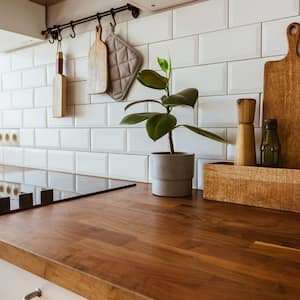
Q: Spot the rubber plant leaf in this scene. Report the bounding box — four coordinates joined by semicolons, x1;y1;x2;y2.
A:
125;100;163;111
162;88;198;107
157;57;169;73
121;113;159;125
137;70;168;90
146;114;177;141
182;125;226;143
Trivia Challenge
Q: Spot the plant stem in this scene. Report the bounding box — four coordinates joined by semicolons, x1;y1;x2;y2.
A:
169;131;175;154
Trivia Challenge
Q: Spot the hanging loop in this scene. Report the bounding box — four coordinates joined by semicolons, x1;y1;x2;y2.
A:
70;21;76;38
110;9;116;26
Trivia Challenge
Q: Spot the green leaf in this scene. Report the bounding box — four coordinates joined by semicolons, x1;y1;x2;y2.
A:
137;70;168;90
120;113;158;125
146;114;177;141
182;125;226;143
125;100;163;111
162;88;199;107
157;57;169;73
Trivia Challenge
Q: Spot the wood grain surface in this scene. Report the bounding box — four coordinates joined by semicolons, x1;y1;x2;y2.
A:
53;51;67;117
0;184;299;300
203;162;300;213
235;98;257;166
263;22;300;168
88;25;108;94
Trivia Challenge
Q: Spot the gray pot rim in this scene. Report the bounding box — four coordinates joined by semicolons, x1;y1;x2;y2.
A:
151;152;194;156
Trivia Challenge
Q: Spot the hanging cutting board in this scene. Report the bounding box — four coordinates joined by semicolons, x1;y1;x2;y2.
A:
53;51;67;117
88;25;108;94
263;22;300;169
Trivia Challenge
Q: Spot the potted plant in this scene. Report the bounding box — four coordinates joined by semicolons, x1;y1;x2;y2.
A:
121;58;225;197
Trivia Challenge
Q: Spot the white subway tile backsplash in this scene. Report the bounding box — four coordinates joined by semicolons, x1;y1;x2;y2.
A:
22;68;46;88
20;129;34;146
74;57;88;81
23;108;46;128
90;93;115;104
3;147;23;166
198;94;260;127
11;48;33;70
34;43;57;66
47;106;74;128
127;128;169;154
62;32;90;58
199;24;261;64
23;148;47;169
12;89;33;108
2;110;22;128
35;129;60;148
229;0;299;27
2;72;21;90
68;81;89;104
262;16;300;57
173;127;226;159
0;55;11;73
128;11;172;46
136;45;149;69
76;152;108;177
75;104;106;127
108;102;147;127
109;154;148;182
61;129;90;151
173;0;228;38
228;56;283;94
91;128;126;152
0;92;11;109
173;63;227;96
35;86;52;107
48;150;75;173
149;36;198;69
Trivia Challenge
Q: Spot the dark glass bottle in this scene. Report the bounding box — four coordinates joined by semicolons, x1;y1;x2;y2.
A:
260;119;280;167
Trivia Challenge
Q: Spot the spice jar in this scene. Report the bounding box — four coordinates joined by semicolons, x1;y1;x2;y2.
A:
260;119;280;167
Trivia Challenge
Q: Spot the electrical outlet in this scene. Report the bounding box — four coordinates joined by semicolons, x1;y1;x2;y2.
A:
0;130;20;146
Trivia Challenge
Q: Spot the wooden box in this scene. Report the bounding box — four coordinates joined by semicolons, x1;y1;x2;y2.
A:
203;163;300;213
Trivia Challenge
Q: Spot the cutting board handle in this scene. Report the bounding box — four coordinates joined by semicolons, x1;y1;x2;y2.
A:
287;23;300;59
96;25;103;42
56;51;63;75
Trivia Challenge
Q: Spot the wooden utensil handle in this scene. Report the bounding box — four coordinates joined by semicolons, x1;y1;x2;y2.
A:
287;23;300;58
56;51;63;75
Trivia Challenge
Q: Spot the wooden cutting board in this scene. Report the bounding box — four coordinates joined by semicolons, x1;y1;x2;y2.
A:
263;22;300;169
53;51;67;118
88;25;108;94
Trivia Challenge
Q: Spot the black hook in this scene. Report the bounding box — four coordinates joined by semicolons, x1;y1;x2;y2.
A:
70;21;76;38
48;29;58;44
96;13;102;26
56;26;62;42
110;9;116;26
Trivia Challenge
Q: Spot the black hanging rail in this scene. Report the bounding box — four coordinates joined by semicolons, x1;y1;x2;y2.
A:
41;3;140;43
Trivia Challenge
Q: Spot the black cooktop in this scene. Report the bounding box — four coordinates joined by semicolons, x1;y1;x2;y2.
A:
0;165;136;216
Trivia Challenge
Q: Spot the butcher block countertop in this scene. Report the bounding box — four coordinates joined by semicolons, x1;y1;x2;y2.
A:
0;183;299;300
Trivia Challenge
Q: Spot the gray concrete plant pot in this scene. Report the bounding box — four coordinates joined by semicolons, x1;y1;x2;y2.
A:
151;152;195;197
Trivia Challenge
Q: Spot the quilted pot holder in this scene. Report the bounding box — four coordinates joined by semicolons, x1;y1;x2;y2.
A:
105;24;143;101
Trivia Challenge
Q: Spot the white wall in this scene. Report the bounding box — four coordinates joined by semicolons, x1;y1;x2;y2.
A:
0;0;299;188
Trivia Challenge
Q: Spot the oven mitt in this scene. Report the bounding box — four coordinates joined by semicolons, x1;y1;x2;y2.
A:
105;24;143;101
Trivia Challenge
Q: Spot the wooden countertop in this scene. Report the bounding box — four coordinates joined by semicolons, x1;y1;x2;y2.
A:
0;184;299;300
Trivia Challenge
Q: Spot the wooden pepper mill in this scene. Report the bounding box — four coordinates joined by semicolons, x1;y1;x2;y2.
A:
235;98;256;166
